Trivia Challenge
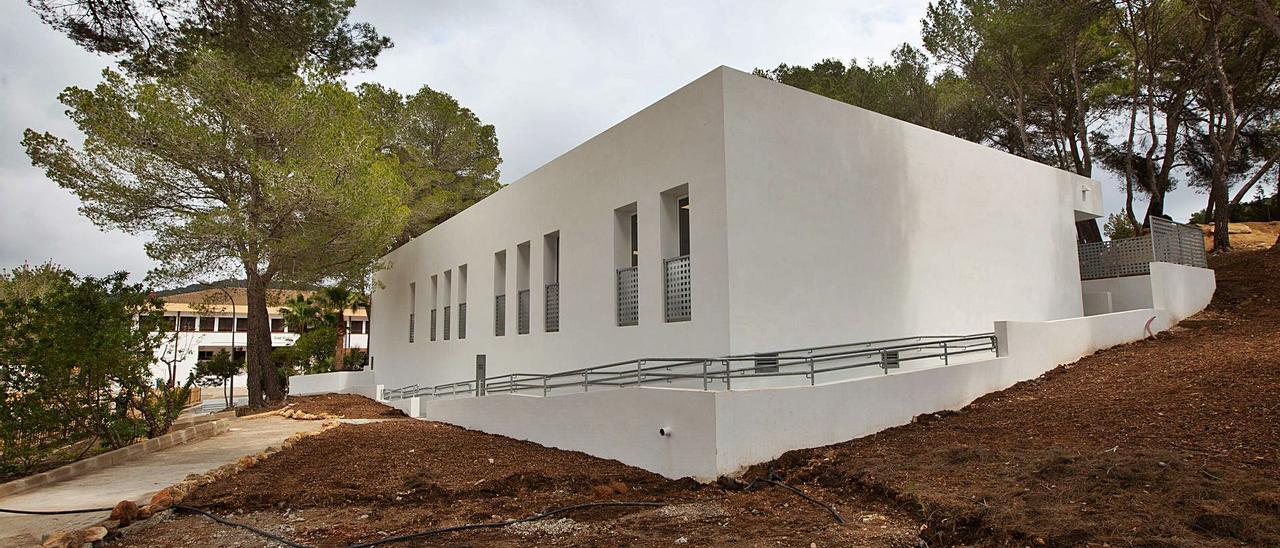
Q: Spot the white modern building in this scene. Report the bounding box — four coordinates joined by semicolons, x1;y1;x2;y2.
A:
153;287;369;387
300;67;1215;479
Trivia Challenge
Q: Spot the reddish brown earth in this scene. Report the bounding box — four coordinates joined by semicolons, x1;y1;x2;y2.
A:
110;250;1279;547
757;249;1280;546
235;394;408;420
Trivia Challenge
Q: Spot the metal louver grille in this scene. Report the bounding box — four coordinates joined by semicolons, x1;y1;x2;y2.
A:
1150;216;1208;268
617;266;638;326
458;302;466;339
494;295;505;336
429;309;437;341
443;305;450;340
545;283;560;332
664;255;691;322
408;313;415;343
517;289;530;334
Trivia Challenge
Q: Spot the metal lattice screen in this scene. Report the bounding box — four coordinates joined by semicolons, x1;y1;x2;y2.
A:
458;302;466;339
517;289;531;334
1079;217;1208;280
442;305;451;340
617;266;638;326
429;308;437;341
1150;216;1208;268
408;313;415;343
545;283;560;332
664;255;691;322
494;295;505;336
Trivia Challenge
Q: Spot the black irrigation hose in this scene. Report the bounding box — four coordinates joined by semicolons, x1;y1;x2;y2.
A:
0;506;115;515
747;469;846;525
346;501;667;548
171;501;666;548
174;505;311;548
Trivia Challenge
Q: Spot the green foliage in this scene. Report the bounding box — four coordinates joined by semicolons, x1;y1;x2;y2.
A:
1103;213;1140;240
193;350;243;409
27;0;391;78
275;286;367;375
1192;188;1280;223
358;83;502;247
0;264;175;475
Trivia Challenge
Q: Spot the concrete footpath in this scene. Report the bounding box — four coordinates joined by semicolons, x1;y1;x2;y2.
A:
0;415;325;547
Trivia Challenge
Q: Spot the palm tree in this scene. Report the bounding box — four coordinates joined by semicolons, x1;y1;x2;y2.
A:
313;287;367;370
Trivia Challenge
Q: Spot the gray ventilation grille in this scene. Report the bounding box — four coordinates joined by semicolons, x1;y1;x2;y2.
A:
664;255;691;322
617;266;638;326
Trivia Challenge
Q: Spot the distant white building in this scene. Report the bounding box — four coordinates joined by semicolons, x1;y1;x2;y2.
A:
152;287;369;386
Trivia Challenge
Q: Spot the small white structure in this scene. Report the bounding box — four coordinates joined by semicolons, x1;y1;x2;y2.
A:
306;67;1215;479
152;287;369;387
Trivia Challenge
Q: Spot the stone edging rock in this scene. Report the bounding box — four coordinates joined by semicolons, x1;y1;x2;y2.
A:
0;419;233;500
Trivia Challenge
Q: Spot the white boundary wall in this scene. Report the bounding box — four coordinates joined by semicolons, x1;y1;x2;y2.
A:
407;286;1208;479
289;370;377;397
1080;263;1214;319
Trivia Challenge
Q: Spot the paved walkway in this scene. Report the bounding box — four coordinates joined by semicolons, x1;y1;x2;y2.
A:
0;415;325;547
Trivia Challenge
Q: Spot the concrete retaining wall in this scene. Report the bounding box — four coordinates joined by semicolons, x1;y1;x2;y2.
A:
289;370;375;396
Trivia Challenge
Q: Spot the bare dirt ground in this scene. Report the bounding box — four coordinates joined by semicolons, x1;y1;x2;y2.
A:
1199;221;1280;251
108;419;920;547
108;250;1279;547
235;394;408;420
757;249;1280;546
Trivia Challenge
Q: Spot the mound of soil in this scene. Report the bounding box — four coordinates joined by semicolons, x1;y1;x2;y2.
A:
756;249;1280;546
111;420;920;546
286;393;408;419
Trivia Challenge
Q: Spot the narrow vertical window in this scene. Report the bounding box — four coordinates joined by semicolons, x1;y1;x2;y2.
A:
494;251;507;336
614;203;639;326
408;282;416;343
662;186;691;322
443;270;452;340
458;264;468;339
544;231;560;333
516;241;530;335
429;275;438;342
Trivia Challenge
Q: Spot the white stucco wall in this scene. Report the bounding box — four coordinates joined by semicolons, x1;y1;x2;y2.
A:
154;330;368;386
289;370;376;396
1082;275;1154;314
1150;262;1216;322
370;69;732;391
719;68;1095;354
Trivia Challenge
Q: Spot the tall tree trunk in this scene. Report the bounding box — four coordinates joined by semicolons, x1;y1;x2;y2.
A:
245;271;282;406
1212;170;1232;252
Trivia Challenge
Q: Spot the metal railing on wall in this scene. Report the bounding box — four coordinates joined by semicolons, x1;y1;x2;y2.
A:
382;333;997;401
617;266;638;326
1078;216;1207;280
664;255;691;322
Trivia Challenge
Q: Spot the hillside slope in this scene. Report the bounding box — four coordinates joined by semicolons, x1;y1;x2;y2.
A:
760;249;1280;546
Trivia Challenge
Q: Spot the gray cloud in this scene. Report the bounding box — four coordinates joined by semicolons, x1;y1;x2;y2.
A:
0;0;1211;281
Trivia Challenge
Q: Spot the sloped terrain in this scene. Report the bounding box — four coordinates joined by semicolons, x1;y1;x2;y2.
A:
757;249;1280;546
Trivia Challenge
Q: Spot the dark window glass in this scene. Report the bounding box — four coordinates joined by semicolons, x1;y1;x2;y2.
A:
217;317;233;332
678;196;690;256
236;317;248;332
179;316;196;332
271;318;284;332
630;213;639;267
163;315;178;330
199;317;216;332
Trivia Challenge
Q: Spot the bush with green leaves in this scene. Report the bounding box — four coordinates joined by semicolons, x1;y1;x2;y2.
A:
0;263;184;475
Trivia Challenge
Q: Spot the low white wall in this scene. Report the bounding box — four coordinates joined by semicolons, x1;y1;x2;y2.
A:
1150;262;1216;322
1081;275;1153;314
409;271;1215;479
422;388;719;479
288;370;375;396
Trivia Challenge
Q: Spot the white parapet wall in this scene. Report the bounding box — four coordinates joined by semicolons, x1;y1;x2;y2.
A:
1080;262;1215;318
289;370;376;396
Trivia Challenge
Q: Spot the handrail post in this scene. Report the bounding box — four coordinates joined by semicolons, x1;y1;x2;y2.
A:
702;360;709;391
943;341;949;365
723;360;731;391
509;373;515;394
542;375;548;397
880;350;887;374
636;360;644;387
808;350;815;386
583;371;589;392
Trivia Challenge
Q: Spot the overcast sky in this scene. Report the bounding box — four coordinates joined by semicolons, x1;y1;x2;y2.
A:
0;0;1209;282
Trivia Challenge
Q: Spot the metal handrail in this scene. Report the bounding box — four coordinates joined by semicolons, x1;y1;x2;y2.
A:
383;333;997;400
